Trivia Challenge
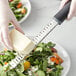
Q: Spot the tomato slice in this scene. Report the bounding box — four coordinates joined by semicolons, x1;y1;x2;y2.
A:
17;3;22;8
50;57;60;64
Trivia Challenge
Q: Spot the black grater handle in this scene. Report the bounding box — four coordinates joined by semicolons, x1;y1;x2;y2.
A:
54;1;71;25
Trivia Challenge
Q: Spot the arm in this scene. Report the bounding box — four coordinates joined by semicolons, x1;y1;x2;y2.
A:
0;0;24;50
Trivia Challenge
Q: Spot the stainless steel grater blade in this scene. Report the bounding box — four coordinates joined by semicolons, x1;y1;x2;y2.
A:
3;1;71;71
33;19;58;45
8;19;58;70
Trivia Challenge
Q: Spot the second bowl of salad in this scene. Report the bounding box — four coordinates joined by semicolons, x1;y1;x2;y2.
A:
9;0;31;26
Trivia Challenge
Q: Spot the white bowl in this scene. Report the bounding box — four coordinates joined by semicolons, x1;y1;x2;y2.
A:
9;0;31;28
0;41;71;76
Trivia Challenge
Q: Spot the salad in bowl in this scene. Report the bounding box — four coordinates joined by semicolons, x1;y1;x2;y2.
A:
9;0;31;26
0;42;64;76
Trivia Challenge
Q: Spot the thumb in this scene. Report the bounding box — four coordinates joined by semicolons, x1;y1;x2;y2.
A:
67;0;76;20
11;19;25;35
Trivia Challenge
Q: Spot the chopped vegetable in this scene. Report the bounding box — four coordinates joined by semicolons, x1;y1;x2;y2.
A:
17;2;22;8
21;8;27;14
56;65;63;70
50;57;60;64
4;62;8;65
9;0;13;2
51;48;57;53
53;53;64;63
36;70;45;76
24;61;31;70
16;69;26;76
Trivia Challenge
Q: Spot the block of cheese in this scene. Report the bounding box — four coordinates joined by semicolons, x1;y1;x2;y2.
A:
10;29;35;55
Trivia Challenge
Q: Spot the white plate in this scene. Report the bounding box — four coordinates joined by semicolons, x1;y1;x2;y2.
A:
9;0;31;28
19;0;31;23
0;41;71;76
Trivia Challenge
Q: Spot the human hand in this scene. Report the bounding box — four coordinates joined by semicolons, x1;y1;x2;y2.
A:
60;0;76;20
0;0;24;50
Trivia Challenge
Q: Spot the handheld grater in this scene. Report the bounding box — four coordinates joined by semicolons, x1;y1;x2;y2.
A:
4;1;71;70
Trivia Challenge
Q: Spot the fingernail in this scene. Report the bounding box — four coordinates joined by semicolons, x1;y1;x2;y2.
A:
67;15;71;20
20;29;25;35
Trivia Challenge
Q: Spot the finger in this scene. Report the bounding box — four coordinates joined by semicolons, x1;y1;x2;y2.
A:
1;32;9;49
59;0;69;10
0;29;3;46
1;26;13;50
10;10;25;34
11;20;25;35
67;0;76;20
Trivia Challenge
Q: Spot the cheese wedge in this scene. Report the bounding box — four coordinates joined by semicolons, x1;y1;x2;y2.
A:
10;29;35;55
